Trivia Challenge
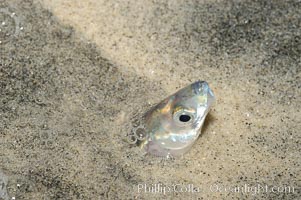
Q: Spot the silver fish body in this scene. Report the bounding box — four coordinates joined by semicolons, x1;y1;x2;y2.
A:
137;80;215;157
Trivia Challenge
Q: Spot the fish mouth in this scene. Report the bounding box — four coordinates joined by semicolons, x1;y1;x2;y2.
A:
193;80;215;107
206;83;215;108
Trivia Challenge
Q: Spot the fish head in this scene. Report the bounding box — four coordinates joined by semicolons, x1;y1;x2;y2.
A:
139;80;215;157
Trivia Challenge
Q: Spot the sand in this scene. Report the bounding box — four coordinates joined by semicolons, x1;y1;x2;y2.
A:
0;0;300;199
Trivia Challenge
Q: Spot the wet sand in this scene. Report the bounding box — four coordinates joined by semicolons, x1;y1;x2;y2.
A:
0;0;300;199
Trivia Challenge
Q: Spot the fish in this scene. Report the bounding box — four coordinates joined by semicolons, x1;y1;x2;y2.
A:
131;80;215;157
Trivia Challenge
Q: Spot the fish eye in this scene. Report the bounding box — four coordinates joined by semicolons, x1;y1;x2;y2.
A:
173;108;195;125
179;114;191;122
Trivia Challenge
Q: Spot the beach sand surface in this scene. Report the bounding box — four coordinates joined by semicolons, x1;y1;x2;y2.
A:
0;0;300;199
